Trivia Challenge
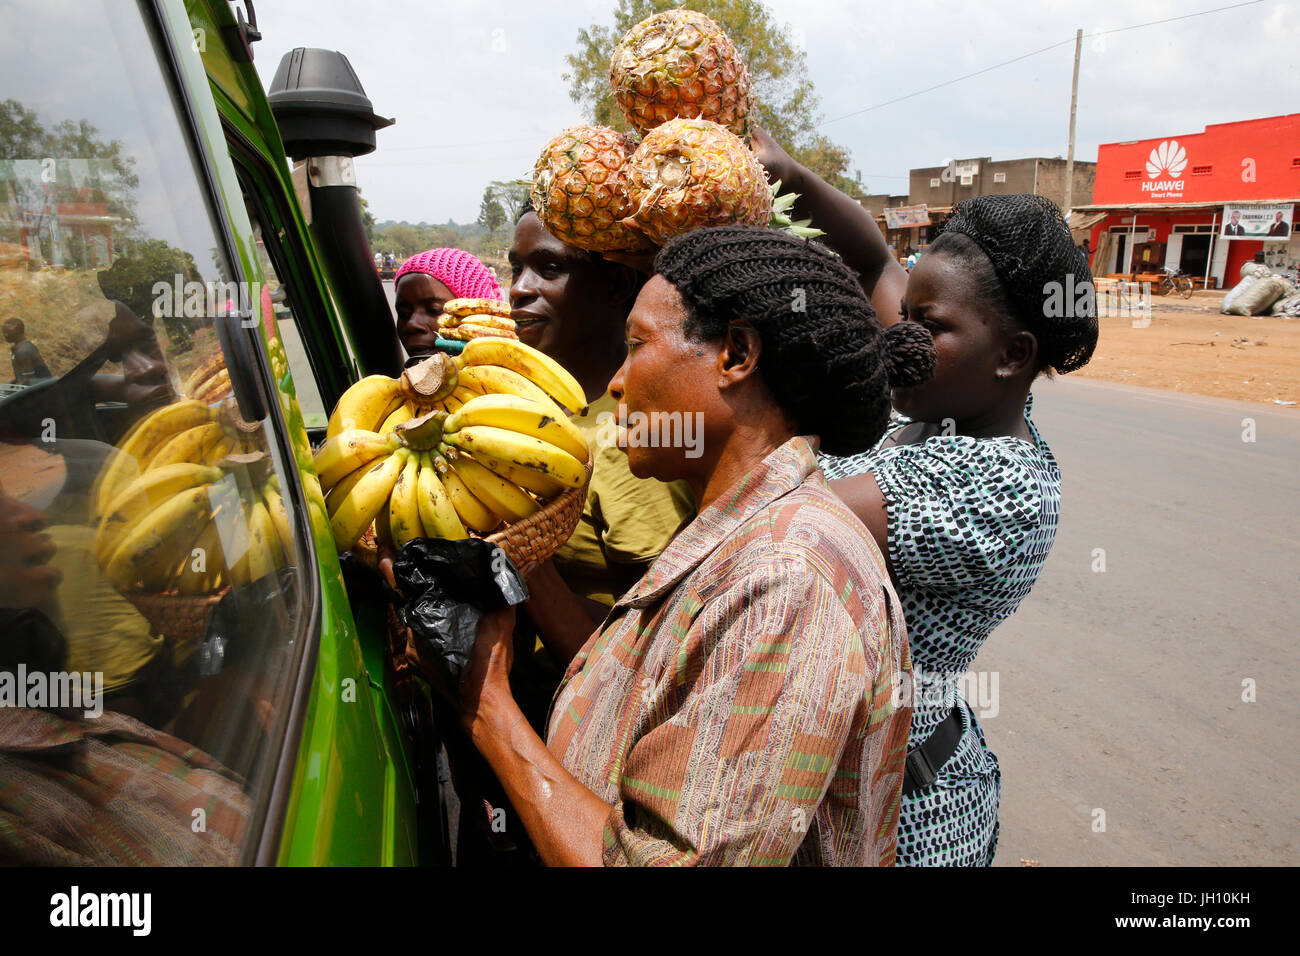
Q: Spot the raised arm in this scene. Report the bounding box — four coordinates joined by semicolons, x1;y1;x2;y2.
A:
750;125;907;326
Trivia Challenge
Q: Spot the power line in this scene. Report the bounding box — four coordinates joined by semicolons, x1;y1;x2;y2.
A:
818;0;1266;127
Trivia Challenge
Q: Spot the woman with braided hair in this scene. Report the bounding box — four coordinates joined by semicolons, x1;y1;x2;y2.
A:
773;181;1098;865
416;225;936;865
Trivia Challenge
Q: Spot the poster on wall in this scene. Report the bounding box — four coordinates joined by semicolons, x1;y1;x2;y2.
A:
1220;204;1293;239
883;204;932;229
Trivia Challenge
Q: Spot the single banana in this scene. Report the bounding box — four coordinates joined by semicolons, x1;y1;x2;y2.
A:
93;463;223;563
453;313;516;331
443;425;587;490
459;338;587;414
451;384;482;403
443;298;512;319
467;450;568;500
202;435;237;466
432;452;500;533
325;460;372;517
455;364;562;413
327;374;405;439
440;322;518;342
313;429;396;491
379;400;416;434
329;449;406;552
105;485;214;591
246;498;279;582
442;392;464;414
147;421;226;472
445;393;588;462
416;452;467;540
448;452;539;523
263;483;295;566
388;451;423;548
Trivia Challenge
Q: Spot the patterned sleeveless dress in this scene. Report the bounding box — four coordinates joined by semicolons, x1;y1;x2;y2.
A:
820;395;1060;866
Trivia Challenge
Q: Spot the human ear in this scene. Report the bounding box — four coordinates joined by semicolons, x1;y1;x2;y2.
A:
997;329;1038;379
717;321;762;388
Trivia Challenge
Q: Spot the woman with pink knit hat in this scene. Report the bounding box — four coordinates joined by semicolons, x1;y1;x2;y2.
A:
393;248;504;358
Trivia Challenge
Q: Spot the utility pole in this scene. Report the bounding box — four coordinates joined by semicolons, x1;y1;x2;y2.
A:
1063;28;1082;216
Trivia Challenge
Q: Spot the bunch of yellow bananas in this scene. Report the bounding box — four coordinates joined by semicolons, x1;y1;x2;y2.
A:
436;297;518;342
90;398;291;595
316;339;591;553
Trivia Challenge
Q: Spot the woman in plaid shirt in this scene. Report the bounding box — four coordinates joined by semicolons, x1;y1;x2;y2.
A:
425;226;937;866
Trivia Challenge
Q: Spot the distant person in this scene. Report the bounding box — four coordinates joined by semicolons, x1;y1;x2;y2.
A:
4;318;53;385
907;252;917;271
392;248;504;359
1268;212;1289;238
1224;210;1245;236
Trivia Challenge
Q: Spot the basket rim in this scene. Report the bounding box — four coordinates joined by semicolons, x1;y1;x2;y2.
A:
485;452;593;558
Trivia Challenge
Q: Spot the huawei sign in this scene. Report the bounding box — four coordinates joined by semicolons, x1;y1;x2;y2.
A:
1143;140;1187;195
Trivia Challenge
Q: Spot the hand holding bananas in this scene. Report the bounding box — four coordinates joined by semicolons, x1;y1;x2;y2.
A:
316;340;591;554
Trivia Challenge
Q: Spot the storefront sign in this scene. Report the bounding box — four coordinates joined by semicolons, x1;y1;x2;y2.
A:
884;204;931;229
1141;140;1187;199
1220;204;1293;240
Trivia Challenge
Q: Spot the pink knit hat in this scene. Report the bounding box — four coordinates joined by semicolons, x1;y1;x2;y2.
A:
393;248;504;301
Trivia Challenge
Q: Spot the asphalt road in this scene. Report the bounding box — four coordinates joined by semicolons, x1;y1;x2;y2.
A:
980;376;1299;865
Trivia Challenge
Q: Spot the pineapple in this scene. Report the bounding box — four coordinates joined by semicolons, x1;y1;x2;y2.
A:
622;118;773;246
530;125;651;252
610;9;753;139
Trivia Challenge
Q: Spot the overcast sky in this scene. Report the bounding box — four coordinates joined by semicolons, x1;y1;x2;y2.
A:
249;0;1297;225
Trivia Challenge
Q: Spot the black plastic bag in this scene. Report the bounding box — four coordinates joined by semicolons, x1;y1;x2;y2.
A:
392;539;529;684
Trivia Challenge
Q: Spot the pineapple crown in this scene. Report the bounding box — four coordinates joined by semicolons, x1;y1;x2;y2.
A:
393;248;504;302
655;225;936;457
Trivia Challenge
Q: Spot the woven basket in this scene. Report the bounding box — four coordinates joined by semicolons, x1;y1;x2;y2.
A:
486;454;592;571
125;587;229;647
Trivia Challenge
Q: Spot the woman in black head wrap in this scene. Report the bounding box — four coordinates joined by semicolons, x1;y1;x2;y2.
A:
816;193;1099;866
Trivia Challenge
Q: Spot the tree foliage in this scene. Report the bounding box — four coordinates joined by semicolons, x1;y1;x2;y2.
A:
478;188;506;235
563;0;864;198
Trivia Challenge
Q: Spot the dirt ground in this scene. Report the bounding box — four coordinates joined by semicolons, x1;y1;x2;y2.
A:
1075;289;1299;408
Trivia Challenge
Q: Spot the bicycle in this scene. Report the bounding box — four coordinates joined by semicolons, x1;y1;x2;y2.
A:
1157;267;1195;298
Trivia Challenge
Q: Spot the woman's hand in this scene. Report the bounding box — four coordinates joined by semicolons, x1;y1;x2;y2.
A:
749;125;804;193
459;604;517;737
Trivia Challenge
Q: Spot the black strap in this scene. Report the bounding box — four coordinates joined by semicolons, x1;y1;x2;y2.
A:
902;706;964;796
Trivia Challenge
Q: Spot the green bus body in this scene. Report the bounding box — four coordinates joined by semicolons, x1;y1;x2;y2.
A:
172;0;423;865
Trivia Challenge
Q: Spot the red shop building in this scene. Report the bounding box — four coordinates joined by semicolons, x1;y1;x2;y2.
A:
1074;113;1299;288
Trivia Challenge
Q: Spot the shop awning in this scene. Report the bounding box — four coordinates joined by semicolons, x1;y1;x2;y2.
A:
1067;211;1106;243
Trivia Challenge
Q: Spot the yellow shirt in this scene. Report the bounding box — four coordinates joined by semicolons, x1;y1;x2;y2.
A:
552;392;695;605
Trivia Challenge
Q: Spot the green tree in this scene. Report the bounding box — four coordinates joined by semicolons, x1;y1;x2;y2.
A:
95;238;200;350
359;190;378;252
478;188;506;235
564;0;864;199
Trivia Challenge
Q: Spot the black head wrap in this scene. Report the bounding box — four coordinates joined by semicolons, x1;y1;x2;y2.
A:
931;194;1097;373
655;225;935;456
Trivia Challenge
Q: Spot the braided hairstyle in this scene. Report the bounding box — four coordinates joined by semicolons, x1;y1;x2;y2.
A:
930;194;1098;374
655;225;936;456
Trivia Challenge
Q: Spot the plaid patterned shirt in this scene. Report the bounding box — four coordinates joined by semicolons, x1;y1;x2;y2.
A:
547;436;912;866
